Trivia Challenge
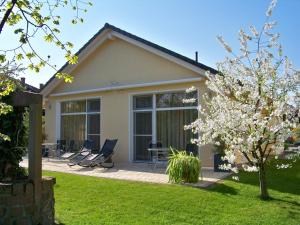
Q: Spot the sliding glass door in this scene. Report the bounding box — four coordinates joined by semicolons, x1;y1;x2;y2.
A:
157;109;197;150
133;112;152;160
133;95;152;161
60;98;101;152
132;91;198;161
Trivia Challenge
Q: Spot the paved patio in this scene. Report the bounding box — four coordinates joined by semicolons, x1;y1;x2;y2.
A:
20;158;230;188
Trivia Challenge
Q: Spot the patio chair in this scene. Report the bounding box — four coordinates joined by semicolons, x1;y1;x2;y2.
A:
67;140;75;151
67;140;93;166
61;140;91;159
149;141;162;161
78;139;118;168
42;146;49;157
56;139;66;157
59;140;76;159
148;142;169;169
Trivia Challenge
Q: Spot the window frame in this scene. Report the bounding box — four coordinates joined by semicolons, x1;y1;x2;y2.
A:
59;97;101;150
131;89;199;162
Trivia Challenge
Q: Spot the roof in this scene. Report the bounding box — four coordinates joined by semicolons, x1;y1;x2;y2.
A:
41;23;217;94
23;82;39;93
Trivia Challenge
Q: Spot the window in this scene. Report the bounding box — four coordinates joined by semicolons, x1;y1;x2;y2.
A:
156;91;197;108
61;100;86;113
156;109;197;150
132;91;198;161
133;95;153;109
60;98;101;152
133;95;153;161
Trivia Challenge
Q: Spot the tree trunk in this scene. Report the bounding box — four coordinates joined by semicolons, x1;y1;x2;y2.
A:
259;164;269;200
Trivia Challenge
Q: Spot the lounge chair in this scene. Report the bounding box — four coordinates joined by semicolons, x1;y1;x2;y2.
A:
56;139;66;157
60;140;76;159
78;139;118;168
67;140;93;166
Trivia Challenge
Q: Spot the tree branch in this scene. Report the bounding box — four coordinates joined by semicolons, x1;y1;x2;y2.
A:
0;0;17;35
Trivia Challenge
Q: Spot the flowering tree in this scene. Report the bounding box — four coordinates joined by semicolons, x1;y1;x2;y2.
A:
185;0;299;200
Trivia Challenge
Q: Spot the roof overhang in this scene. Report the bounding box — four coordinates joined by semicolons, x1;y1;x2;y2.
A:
49;77;203;97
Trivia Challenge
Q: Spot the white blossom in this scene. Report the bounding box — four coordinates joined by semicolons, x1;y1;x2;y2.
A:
232;176;239;181
266;0;277;17
249;25;259;37
276;164;291;169
217;36;232;53
183;98;196;104
242;165;259;172
186;86;197;93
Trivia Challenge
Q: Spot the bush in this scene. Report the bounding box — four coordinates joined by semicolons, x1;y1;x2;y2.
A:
0;88;27;181
167;148;201;183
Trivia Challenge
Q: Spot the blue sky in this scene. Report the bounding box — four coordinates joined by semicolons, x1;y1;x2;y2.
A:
1;0;300;87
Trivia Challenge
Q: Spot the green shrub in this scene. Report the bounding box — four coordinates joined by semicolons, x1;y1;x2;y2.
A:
0;87;28;181
167;148;201;183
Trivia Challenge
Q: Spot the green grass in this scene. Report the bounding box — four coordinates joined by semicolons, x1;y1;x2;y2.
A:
45;160;300;225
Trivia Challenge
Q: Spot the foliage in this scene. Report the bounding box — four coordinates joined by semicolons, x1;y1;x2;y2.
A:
0;0;92;81
45;159;300;225
166;148;200;183
213;136;226;155
0;82;28;181
0;0;92;141
0;62;22;141
185;0;300;199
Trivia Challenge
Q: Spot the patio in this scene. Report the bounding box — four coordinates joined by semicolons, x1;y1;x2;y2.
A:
20;158;230;187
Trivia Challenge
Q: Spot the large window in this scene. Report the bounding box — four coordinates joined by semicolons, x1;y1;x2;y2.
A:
61;98;101;152
132;91;198;161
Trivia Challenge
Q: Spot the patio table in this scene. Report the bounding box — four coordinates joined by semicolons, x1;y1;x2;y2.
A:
148;147;169;167
42;143;58;159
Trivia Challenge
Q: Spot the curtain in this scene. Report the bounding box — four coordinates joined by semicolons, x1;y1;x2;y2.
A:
157;109;197;150
61;100;86;113
61;115;86;149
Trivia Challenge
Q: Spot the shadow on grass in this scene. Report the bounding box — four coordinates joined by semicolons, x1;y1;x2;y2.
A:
272;197;300;220
207;183;238;195
272;197;300;207
235;160;300;196
206;160;300;199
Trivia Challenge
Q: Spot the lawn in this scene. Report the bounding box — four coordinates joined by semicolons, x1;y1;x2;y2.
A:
45;160;300;225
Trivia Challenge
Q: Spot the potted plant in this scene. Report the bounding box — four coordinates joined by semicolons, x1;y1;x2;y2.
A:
167;148;201;183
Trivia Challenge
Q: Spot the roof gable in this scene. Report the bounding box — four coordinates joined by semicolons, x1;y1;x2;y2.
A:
41;23;217;96
52;37;203;95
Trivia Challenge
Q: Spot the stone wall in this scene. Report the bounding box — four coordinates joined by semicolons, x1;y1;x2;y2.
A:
0;177;55;225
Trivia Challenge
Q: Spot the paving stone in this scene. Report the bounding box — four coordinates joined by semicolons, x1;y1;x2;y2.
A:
20;158;230;187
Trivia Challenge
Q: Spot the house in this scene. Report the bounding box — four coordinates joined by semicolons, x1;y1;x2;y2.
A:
40;23;217;167
20;77;40;93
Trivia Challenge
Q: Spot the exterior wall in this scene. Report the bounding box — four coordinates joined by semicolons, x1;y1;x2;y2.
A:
52;38;200;95
44;36;214;167
45;81;214;167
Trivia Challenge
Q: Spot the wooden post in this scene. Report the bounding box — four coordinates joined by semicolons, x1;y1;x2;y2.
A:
12;91;43;222
28;102;42;199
